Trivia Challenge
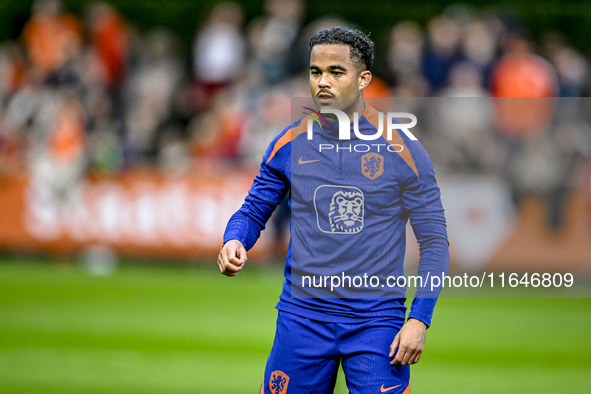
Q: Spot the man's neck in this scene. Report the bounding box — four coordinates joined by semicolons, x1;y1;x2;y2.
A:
320;96;366;122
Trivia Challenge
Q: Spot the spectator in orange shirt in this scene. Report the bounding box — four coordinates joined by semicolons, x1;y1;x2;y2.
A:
87;2;130;90
21;0;83;83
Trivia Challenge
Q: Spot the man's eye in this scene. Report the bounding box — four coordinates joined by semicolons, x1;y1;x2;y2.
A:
311;71;320;76
333;72;342;76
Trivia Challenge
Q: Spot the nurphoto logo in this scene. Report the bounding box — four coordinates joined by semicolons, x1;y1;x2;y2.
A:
304;108;418;142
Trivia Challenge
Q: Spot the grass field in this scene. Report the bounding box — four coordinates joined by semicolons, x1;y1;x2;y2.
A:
0;259;590;393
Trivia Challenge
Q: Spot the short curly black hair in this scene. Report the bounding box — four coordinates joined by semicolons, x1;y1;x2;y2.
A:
309;27;375;71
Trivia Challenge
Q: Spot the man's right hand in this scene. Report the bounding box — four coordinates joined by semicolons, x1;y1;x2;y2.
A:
217;239;247;277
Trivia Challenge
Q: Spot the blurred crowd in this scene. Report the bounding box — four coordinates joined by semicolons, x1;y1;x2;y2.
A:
0;0;590;232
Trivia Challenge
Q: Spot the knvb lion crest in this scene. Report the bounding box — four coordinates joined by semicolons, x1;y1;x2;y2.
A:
361;152;384;180
269;370;289;394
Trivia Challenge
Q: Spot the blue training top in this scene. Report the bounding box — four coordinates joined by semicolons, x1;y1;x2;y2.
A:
223;104;449;327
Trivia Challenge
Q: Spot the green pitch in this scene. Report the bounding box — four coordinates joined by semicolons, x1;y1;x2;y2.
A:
0;259;589;393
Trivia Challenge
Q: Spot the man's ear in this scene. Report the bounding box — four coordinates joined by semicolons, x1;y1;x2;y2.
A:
359;70;372;90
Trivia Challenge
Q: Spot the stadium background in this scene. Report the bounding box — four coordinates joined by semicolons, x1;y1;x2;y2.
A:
0;0;590;392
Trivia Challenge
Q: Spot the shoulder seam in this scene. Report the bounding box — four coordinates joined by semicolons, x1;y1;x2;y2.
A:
266;129;291;164
266;117;311;164
365;106;419;177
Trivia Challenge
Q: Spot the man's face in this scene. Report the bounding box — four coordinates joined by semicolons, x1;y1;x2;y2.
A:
309;44;371;116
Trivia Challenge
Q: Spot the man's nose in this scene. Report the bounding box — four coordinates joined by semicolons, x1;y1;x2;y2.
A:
319;73;330;88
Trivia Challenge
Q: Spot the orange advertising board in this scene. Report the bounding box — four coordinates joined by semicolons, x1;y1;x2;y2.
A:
0;169;271;260
0;169;590;273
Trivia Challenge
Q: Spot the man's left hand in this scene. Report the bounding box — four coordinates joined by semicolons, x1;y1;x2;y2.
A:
389;318;427;365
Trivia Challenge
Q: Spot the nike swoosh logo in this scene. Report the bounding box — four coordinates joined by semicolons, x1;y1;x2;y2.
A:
298;157;320;165
380;384;402;392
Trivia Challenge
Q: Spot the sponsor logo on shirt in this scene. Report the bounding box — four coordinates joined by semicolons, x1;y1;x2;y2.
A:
314;185;364;234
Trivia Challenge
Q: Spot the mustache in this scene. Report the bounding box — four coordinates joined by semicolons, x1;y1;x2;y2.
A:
316;90;334;97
